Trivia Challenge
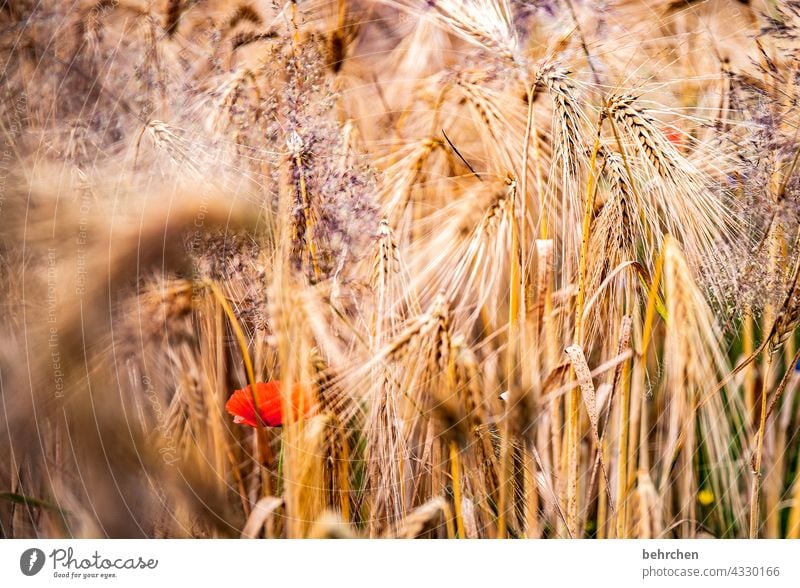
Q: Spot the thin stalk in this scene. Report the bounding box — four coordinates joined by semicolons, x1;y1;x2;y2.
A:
788;457;800;538
615;331;632;538
499;178;521;539
524;445;540;538
339;426;351;522
744;311;756;418
497;422;511;536
749;222;782;537
450;442;465;539
750;353;773;538
597;438;609;538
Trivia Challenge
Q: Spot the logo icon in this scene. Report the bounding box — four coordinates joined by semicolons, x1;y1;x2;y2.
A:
20;548;46;576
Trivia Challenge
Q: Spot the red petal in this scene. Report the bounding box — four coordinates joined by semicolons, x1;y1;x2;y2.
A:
253;381;283;427
225;387;260;428
226;381;313;428
664;127;682;147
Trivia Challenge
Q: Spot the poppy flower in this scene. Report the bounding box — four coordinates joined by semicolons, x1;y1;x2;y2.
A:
225;381;313;428
663;126;683;148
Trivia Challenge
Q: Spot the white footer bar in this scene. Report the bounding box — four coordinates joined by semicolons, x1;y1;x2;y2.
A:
1;539;799;586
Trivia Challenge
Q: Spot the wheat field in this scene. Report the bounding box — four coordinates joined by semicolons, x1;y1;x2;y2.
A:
1;0;799;539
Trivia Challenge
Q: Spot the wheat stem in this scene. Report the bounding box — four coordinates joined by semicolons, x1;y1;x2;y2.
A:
450;442;465;539
750;352;773;538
